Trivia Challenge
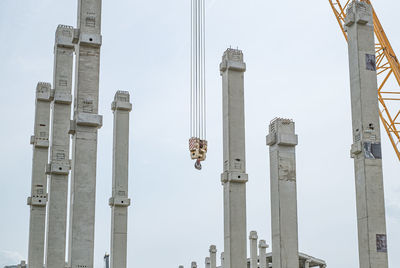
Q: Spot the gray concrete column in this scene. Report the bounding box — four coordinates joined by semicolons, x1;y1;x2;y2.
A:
305;259;311;268
219;48;248;268
179;266;184;268
191;261;197;268
68;0;103;267
258;240;268;268
27;82;51;268
45;25;75;268
205;257;211;268
109;91;132;268
249;231;258;268
345;2;388;268
209;245;217;268
266;118;299;268
221;252;225;268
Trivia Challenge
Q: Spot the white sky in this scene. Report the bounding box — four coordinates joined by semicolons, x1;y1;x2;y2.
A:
0;0;399;267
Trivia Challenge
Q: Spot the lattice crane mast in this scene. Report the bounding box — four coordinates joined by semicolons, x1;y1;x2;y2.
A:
189;0;207;170
329;0;400;161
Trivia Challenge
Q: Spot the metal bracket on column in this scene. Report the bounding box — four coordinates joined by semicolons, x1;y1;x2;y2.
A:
45;162;71;175
221;171;248;183
109;197;131;207
27;196;47;207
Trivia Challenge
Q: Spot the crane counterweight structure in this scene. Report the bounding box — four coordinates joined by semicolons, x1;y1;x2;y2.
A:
329;0;400;161
189;0;207;170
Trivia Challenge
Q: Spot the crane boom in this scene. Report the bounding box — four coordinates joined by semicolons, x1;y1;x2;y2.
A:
329;0;400;161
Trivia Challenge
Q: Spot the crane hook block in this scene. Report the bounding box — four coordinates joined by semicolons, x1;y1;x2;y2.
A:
194;159;202;170
189;137;208;169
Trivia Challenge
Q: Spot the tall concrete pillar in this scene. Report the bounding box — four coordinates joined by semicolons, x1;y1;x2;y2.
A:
249;231;258;268
109;91;132;268
219;48;248;268
221;252;225;268
68;0;103;267
258;240;268;268
205;257;211;268
45;25;75;268
304;259;311;268
27;82;52;268
345;2;389;268
209;245;217;268
266;118;299;268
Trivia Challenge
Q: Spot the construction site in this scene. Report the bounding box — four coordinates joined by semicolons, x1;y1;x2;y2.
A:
0;0;399;267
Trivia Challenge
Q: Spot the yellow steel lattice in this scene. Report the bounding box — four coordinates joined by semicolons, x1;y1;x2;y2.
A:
329;0;400;161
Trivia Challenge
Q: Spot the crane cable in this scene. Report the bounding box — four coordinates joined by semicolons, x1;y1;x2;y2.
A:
190;0;207;170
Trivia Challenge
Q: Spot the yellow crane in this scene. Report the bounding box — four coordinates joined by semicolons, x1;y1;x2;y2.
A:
329;0;400;161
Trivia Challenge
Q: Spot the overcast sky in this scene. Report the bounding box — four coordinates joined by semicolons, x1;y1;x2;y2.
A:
0;0;399;267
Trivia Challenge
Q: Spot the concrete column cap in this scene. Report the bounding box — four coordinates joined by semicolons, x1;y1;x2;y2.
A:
249;230;258;240
209;245;217;253
258;239;269;248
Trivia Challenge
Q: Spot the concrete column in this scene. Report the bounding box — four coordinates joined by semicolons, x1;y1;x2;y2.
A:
345;2;388;268
209;245;217;268
45;25;74;268
27;82;51;268
249;231;258;268
191;261;197;268
266;118;299;268
219;48;248;268
258;240;268;268
68;0;103;267
305;259;311;268
179;266;184;268
205;257;211;268
109;91;132;268
221;252;225;268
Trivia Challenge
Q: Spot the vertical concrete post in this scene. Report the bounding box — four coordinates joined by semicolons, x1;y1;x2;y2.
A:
266;118;299;268
258;240;268;268
27;82;51;268
68;0;103;267
345;2;389;268
221;252;225;268
205;257;211;268
219;48;248;268
249;231;258;268
45;25;75;268
109;91;132;268
191;261;197;268
209;245;217;268
304;259;311;268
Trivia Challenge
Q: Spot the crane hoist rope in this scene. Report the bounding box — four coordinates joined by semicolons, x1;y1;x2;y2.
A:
329;0;400;161
189;0;207;170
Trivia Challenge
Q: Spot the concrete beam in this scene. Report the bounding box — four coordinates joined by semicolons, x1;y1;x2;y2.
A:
267;118;299;268
68;0;103;267
219;48;248;268
109;91;132;268
45;24;74;268
27;82;51;268
249;231;258;268
345;2;389;267
209;245;217;268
